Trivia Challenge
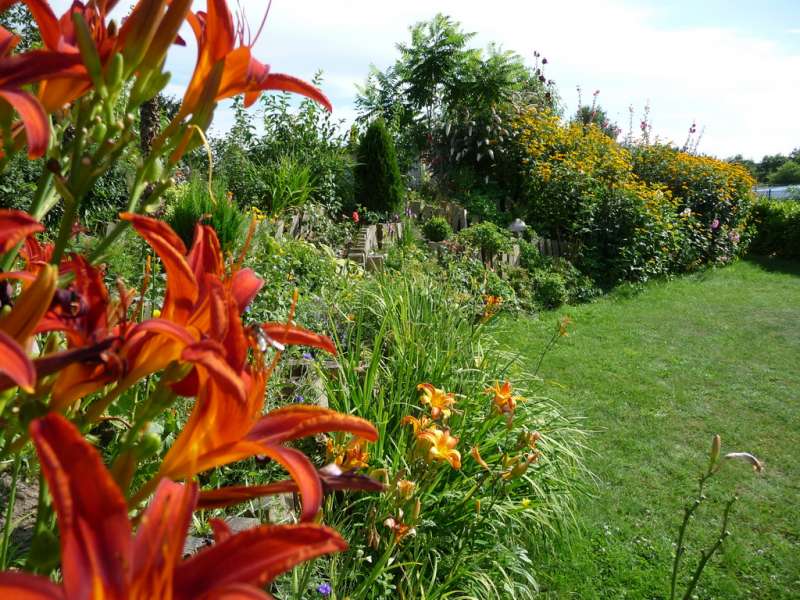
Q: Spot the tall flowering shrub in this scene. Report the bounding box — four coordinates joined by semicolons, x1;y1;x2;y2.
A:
0;0;381;595
511;106;755;283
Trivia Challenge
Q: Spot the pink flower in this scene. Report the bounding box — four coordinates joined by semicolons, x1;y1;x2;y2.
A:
711;218;720;230
352;211;360;224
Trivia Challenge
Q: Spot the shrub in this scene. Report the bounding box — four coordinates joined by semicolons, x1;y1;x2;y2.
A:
422;215;453;241
457;221;513;263
166;175;245;253
355;119;404;215
531;269;568;308
749;200;800;259
511;106;754;281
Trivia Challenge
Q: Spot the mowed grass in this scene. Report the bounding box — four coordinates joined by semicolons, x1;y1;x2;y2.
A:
494;258;800;599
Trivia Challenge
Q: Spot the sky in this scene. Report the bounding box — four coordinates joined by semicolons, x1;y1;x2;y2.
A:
53;0;800;160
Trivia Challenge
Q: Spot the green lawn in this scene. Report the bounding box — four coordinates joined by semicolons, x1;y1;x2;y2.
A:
495;258;800;599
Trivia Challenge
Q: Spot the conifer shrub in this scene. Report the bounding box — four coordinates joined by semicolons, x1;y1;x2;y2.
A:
355;119;404;215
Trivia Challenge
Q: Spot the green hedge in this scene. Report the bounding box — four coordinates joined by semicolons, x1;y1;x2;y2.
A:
749;201;800;259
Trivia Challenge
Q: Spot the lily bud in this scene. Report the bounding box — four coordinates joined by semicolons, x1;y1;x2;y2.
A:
709;434;721;472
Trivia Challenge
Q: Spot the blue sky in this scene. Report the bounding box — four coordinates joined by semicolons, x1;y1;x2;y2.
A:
51;0;800;160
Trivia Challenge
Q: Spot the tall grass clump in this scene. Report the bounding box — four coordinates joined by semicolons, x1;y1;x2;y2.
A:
166;174;245;253
309;271;587;599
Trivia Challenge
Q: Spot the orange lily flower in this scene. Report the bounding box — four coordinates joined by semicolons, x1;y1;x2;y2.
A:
384;512;416;543
0;412;347;599
148;401;378;522
486;380;525;425
416;383;456;420
0;23;85;157
180;0;331;119
326;436;371;471
416;426;461;469
401;414;433;435
197;471;384;511
0;208;44;251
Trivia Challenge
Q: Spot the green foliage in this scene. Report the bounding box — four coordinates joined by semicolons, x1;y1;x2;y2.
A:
165;175;245;253
421;215;452;241
259;156;316;216
213;82;355;214
317;271;586;598
767;160;800;185
457;221;513;263
355;119;404;214
531;269;568;308
243;230;349;327
748;200;800;259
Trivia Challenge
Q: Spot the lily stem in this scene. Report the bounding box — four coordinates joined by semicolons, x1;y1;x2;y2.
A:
0;453;21;569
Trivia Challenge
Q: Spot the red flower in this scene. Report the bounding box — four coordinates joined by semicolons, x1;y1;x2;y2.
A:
0;412;348;599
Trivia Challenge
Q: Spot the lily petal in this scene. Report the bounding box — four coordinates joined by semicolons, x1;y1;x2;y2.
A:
0;329;35;392
0;263;57;341
0;209;44;252
0;88;49;158
173;524;346;597
131;480;197;597
0;571;65;599
259;323;337;356
30;413;131;600
247;405;378;445
121;213;198;322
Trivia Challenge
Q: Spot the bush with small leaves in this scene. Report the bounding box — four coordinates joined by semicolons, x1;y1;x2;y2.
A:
457;221;513;264
422;216;453;242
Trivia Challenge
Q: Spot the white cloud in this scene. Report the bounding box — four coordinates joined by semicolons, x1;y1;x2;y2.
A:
47;0;800;159
239;0;799;160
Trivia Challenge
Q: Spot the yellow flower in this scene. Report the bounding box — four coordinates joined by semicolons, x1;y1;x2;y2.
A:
417;426;461;469
520;498;531;508
416;383;456;420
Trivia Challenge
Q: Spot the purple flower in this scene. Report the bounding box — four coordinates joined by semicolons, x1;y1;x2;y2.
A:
294;394;305;403
303;352;313;360
317;583;332;596
711;218;720;230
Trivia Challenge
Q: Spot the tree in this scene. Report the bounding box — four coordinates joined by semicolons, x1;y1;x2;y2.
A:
0;4;40;52
768;161;800;185
756;154;788;183
355;119;404;215
396;14;477;135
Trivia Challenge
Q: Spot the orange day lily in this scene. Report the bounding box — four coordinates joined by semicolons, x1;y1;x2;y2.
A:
0;21;84;157
416;426;461;470
401;414;433;435
486;380;525;425
0;412;347;599
416;383;456;420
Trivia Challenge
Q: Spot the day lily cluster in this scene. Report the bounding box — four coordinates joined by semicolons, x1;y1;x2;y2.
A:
0;0;384;594
403;383;461;470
